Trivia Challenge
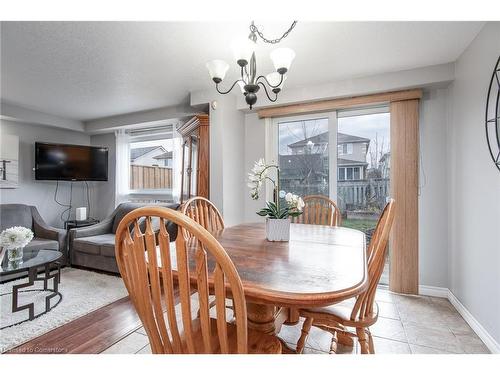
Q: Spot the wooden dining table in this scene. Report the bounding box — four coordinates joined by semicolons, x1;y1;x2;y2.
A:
208;222;368;350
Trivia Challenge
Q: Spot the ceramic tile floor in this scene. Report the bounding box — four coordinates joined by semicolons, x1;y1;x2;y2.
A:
101;288;490;354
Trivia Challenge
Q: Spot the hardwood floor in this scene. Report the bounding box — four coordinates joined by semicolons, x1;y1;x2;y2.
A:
7;297;142;354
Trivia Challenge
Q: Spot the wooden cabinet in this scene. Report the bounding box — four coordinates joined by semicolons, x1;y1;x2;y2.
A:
177;114;209;203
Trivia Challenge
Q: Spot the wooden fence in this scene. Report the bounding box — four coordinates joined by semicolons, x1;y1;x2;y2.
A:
130;165;172;190
337;178;389;211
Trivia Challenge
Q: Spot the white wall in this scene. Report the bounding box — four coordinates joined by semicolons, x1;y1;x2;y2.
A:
0;120;91;227
419;88;450;287
209;95;245;226
90;132;116;220
243;113;267;223
447;22;500;344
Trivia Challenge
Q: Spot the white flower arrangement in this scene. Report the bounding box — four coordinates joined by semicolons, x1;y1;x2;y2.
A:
248;158;304;219
0;226;34;249
284;192;305;212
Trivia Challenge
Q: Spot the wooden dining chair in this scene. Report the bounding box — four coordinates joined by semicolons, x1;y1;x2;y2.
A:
294;199;396;354
292;195;342;226
115;206;281;354
181;196;239;317
181;196;224;238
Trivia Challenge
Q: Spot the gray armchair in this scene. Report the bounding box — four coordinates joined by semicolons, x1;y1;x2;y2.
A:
0;204;67;281
69;202;179;274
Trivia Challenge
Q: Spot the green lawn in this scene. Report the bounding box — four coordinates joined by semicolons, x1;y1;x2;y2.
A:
342;218;377;233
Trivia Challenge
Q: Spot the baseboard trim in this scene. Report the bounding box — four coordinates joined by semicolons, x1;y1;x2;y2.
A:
447;290;500;354
418;284;449;298
418;284;499;354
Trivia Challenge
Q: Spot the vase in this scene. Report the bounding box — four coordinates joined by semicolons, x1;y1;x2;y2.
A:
7;247;24;263
265;218;290;242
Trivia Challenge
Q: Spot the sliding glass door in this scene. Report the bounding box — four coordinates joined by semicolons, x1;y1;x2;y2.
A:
272;108;391;284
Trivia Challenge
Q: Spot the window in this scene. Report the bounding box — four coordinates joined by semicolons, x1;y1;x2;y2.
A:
354;167;360;180
119;125;180;196
338;143;353;155
338;167;346;180
277;116;330;198
346;167;353;180
337;145;344;156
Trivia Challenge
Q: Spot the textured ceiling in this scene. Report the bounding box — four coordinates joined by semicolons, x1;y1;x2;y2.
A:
0;21;484;121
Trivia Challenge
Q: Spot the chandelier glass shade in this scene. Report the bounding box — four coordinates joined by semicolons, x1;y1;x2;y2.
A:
206;21;297;109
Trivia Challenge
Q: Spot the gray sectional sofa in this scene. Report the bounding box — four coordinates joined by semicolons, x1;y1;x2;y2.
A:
69;202;179;274
0;204;67;281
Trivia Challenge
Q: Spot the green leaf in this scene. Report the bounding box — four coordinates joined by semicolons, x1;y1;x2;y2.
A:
266;201;277;211
277;207;289;219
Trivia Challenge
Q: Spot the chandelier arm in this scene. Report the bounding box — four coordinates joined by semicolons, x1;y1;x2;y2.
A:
258;82;278;102
256;74;284;89
216;80;243;95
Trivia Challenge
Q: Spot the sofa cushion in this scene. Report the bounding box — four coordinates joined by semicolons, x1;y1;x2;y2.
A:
25;237;59;251
73;234;115;256
100;238;116;257
0;204;33;232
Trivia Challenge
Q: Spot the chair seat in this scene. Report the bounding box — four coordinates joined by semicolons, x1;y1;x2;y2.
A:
300;299;379;327
173;318;282;354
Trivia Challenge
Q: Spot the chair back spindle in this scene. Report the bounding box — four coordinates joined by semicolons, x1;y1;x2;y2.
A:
181;197;225;238
115;206;248;354
292;195;341;226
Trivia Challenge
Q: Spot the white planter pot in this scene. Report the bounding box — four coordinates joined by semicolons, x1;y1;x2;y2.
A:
266;218;290;242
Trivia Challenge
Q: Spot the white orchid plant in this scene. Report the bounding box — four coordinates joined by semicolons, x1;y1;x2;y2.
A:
0;226;34;249
248;158;305;219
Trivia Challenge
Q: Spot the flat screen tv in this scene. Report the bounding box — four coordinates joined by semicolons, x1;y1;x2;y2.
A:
35;142;108;181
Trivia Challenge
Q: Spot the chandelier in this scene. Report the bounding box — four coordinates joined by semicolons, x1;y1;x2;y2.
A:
206;21;297;110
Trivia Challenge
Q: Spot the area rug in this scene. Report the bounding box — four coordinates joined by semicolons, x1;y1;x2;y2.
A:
0;267;128;353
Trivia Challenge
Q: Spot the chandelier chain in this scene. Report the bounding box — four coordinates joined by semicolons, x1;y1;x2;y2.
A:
249;21;298;44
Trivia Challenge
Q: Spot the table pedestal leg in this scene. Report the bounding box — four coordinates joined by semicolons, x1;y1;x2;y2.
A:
246;302;283;334
246;302;296;354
